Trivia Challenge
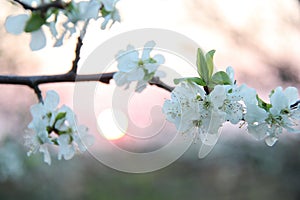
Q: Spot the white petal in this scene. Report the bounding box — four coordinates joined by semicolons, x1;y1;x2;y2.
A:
270;87;288;115
49;21;58;37
265;136;278;146
101;0;119;11
113;72;128;86
39;145;51;165
155;70;166;78
284;87;298;105
153;54;165;64
5;14;29;35
226;66;235;84
247;123;267;140
117;48;139;72
75;126;94;152
144;63;158;73
198;110;225;158
82;1;101;19
111;9;121;23
141;41;156;60
210;85;226;108
58;134;75;160
54;30;66;47
101;15;110;29
30;29;46;51
135;81;147;93
244;103;268;123
44;90;60;110
126;68;144;81
30;103;46;118
238;84;257;105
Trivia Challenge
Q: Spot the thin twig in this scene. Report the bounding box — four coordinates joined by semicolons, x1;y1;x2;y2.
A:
70;20;90;74
70;37;83;74
33;85;43;103
149;77;174;92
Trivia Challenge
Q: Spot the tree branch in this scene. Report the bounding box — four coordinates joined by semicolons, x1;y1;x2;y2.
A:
0;72;114;87
70;20;90;74
12;0;67;12
70;37;82;74
0;72;174;92
149;77;174;92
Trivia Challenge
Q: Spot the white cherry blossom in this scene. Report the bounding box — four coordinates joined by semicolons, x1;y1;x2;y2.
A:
26;90;94;164
113;41;165;92
245;87;300;146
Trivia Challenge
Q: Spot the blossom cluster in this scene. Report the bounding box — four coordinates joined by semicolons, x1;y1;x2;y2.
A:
162;49;300;157
5;0;120;50
25;90;94;165
113;40;165;93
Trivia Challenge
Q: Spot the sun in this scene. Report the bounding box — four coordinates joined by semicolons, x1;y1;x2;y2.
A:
97;108;128;140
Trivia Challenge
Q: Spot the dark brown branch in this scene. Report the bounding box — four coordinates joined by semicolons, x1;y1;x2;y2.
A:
70;37;82;73
0;72;174;93
0;72;115;87
149;77;174;92
291;100;300;109
12;0;67;12
33;85;43;103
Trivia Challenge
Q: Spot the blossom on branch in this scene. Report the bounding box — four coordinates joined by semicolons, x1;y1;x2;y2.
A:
5;0;121;50
162;48;300;157
113;41;165;92
25;90;94;165
246;87;300;146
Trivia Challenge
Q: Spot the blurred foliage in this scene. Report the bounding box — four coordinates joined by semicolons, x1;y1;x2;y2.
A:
1;135;300;200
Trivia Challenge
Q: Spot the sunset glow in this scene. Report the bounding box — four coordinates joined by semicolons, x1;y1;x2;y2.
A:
97;108;128;140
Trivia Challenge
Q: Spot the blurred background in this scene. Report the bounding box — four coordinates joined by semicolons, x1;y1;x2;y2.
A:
1;0;300;199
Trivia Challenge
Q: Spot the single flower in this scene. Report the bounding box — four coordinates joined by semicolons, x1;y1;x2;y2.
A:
113;41;165;92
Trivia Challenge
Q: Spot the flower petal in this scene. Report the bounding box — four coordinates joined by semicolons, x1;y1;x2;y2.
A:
30;29;46;51
126;68;144;81
265;136;278;146
226;66;235;84
39;145;51;165
5;14;29;35
44;90;60;110
141;41;155;60
284;87;298;105
101;0;119;11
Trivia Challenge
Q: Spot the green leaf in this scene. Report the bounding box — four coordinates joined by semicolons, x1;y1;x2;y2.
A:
206;50;216;79
55;112;66;121
187;77;206;86
211;71;231;85
143;71;155;81
24;13;45;32
101;8;110;17
256;95;272;111
196;48;209;84
174;77;206;86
